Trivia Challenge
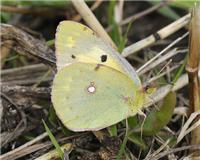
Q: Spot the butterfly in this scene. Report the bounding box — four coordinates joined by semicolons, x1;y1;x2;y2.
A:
51;21;148;131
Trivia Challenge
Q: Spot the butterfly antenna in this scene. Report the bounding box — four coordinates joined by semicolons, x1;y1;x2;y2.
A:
156;59;172;77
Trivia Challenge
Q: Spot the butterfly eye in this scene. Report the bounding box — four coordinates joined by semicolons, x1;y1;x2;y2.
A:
101;55;107;62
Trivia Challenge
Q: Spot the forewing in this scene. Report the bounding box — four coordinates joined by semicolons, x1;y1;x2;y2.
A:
55;21;141;87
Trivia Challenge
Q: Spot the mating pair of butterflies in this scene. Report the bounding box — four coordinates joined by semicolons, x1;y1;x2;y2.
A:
52;21;148;132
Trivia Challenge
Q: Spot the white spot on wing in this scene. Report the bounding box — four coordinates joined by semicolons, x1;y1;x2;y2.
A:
88;86;96;93
86;82;96;94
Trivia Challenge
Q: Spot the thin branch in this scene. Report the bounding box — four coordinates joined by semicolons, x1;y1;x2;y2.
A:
1;64;53;85
177;111;200;144
107;0;169;33
144;69;199;108
0;133;85;160
145;64;180;85
1;85;50;99
1;24;56;67
1;93;27;147
122;13;191;57
120;0;169;26
186;6;200;150
71;0;117;49
72;0;103;21
137;32;188;74
152;144;200;159
34;143;72;160
138;48;187;75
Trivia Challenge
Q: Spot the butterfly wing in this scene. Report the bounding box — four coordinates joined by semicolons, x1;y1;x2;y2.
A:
52;63;143;131
55;21;141;87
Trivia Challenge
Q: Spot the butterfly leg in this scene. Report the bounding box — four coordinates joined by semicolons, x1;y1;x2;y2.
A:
137;109;146;139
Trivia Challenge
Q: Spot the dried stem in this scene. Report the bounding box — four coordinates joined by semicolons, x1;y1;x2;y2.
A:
72;0;103;21
1;64;53;85
1;24;56;67
0;133;84;160
34;143;72;160
122;13;191;57
120;0;168;26
186;6;200;153
106;0;169;32
152;144;200;160
71;0;117;49
139;49;187;76
1;85;50;99
137;32;188;74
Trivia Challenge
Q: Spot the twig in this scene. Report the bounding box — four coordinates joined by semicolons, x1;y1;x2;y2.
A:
1;93;27;147
144;69;199;108
145;64;180;85
0;132;48;160
1;12;23;68
122;13;191;57
114;0;124;33
72;0;103;21
138;48;188;75
152;144;200;159
177;111;200;144
71;0;117;49
171;73;188;91
1;85;50;99
1;64;53;85
137;32;189;73
121;0;168;26
0;133;85;160
144;139;171;160
35;143;72;160
107;0;169;33
1;41;13;68
1;24;56;67
186;6;200;152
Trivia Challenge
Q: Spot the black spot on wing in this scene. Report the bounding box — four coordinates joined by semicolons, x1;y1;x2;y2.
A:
71;55;76;59
101;55;107;62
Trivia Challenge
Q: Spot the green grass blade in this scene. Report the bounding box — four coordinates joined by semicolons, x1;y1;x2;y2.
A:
108;125;117;137
118;21;132;53
116;134;128;160
149;1;180;20
172;54;188;84
128;133;147;150
169;0;200;10
42;119;64;160
46;39;55;46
